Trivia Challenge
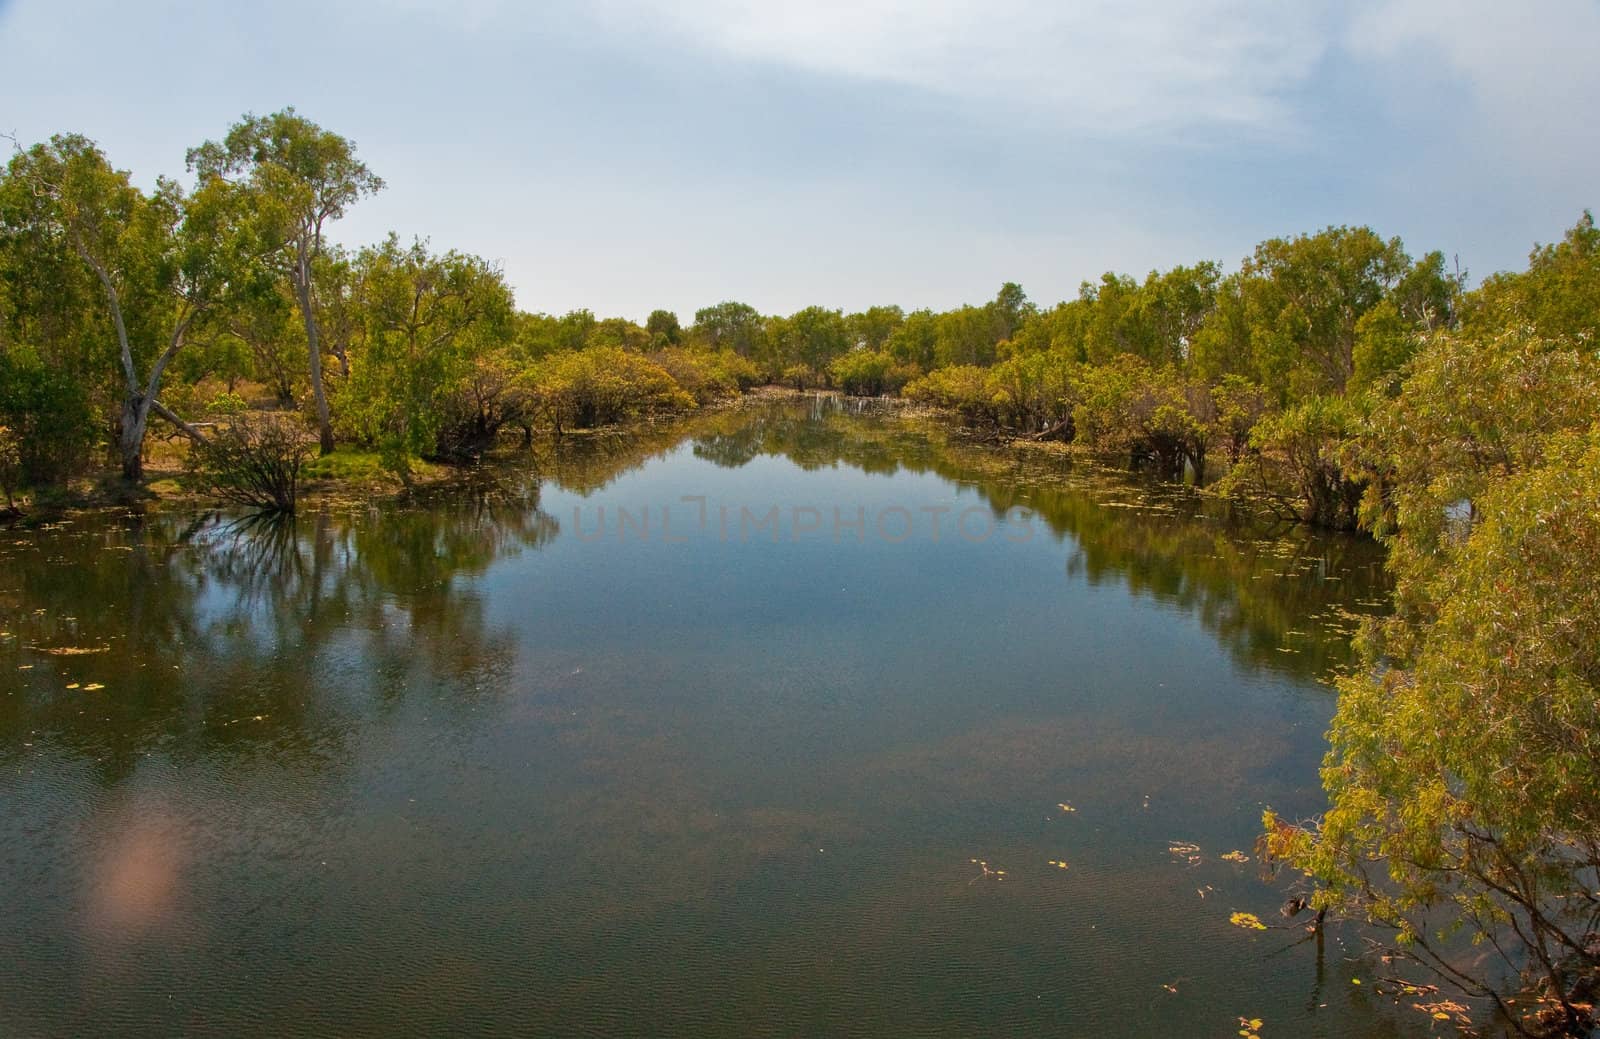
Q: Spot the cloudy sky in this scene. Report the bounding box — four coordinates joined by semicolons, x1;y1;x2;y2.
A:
2;0;1595;319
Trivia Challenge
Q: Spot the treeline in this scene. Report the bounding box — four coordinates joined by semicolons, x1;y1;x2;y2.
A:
1;108;1596;532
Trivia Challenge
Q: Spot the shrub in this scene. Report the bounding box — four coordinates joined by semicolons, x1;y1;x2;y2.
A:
206;390;250;417
780;363;823;391
525;347;696;431
904;365;995;425
0;351;95;486
828;349;910;396
186;415;310;513
651;348;758;403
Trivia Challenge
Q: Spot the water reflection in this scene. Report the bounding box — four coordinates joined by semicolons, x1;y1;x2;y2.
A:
0;471;556;781
0;401;1418;1039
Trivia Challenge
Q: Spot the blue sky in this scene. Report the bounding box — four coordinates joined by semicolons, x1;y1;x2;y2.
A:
2;0;1596;320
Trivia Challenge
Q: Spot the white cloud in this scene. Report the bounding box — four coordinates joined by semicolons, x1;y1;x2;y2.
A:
579;0;1335;131
1348;0;1600;187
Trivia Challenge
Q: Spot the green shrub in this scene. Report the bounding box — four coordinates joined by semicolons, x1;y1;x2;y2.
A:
525;347;696;431
207;390;250;416
0;351;96;486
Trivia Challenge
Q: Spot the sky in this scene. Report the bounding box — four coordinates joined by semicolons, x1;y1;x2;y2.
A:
2;0;1596;321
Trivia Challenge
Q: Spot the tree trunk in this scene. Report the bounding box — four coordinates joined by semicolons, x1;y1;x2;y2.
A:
119;395;149;482
294;248;335;456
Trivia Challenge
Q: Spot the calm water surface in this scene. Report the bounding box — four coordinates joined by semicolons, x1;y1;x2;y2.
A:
1;400;1422;1037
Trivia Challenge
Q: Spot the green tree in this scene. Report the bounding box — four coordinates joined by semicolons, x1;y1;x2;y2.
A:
188;108;383;454
692;301;763;356
885;308;938;369
1273;325;1600;1028
1194;227;1418;401
9;134;249;480
646;308;682;346
339;236;512;472
847;305;904;350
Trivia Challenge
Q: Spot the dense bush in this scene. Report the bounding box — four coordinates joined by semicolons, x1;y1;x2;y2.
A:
526;347;696;431
0;351;96;487
828;349;913;396
903;364;996;426
651;347;759;403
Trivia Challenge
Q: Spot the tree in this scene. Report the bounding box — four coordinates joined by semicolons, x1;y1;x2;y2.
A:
885;308;939;369
771;306;850;374
339;236;512;472
692;301;763;356
1194;227;1418;402
645;308;682;346
847;305;904;350
1465;211;1599;343
8;135;247;480
1272;325;1600;1029
188;108;383;454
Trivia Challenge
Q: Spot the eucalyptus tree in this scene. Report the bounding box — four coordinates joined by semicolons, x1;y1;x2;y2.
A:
188;109;383;454
692;301;762;356
340;235;513;470
5;134;254;480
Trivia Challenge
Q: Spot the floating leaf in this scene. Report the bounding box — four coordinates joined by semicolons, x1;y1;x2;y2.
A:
1221;850;1250;863
33;645;110;656
1230;912;1268;931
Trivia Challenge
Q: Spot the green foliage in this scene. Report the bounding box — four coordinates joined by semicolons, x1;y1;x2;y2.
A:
336;236;513;472
1465;210;1600;344
651;347;759;403
1209;375;1270;466
206;390;249;416
984;350;1077;434
646;309;682;346
904;364;996;425
0;348;96;485
884;308;938;369
1227;394;1365;529
828;349;912;396
847;305;904;350
692;301;762;356
1275;321;1600;1022
1349;300;1416;396
188;107;384;454
1191;227;1435;400
524;347;695;432
766;305;850;375
1070;357;1213;477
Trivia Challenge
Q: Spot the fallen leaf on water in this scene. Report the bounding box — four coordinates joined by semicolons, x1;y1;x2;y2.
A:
1056;802;1076;813
1047;859;1069;870
33;645;111;656
1230;912;1268;931
65;683;80;689
83;683;105;691
1221;850;1251;863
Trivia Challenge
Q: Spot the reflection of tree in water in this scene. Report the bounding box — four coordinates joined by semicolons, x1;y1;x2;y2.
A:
556;399;1388;680
0;473;557;783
